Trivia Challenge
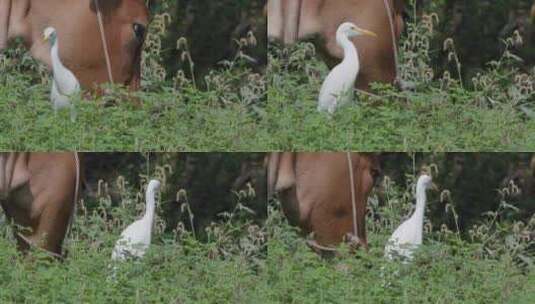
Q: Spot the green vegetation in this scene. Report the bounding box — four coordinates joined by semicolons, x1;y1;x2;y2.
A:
266;7;535;151
0;76;266;151
1;161;532;303
1;2;534;150
0;168;267;303
267;172;535;303
0;6;266;151
423;0;535;75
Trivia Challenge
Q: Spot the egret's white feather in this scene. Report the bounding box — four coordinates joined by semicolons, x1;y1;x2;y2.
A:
111;180;161;261
50;42;80;96
385;175;433;261
44;27;80;121
318;22;373;114
50;80;71;110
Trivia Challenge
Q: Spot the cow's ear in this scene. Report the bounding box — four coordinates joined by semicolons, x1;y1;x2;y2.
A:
89;0;122;16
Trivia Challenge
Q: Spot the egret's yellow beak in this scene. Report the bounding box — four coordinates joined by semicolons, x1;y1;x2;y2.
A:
358;27;377;38
431;183;439;191
43;34;49;42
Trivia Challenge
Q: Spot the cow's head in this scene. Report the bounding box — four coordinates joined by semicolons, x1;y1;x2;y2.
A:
44;0;149;91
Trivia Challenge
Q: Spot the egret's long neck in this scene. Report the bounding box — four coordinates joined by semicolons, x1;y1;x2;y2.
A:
337;33;359;74
143;189;156;226
413;185;427;222
50;41;66;76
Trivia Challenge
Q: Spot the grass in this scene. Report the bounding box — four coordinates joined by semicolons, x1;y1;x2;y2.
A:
0;78;268;151
263;8;535;151
0;12;268;152
267;226;531;303
266;173;535;303
0;237;267;303
2;8;534;151
0;174;268;303
265;26;535;151
0;170;532;303
266;76;534;151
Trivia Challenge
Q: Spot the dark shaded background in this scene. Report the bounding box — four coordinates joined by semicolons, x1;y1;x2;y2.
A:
82;153;266;237
380;153;535;234
148;0;267;80
417;0;535;83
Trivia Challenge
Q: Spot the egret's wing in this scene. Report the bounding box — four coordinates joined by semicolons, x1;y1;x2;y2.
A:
51;80;71;110
318;64;356;112
51;43;80;96
54;66;80;96
385;218;422;260
394;221;423;245
113;237;148;260
113;219;152;259
118;220;151;244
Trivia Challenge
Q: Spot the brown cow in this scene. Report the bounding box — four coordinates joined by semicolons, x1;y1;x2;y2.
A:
0;152;80;257
0;0;149;90
267;0;405;90
268;152;380;251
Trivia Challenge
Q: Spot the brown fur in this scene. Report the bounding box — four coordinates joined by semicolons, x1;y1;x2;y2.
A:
0;0;149;91
89;0;122;16
0;153;79;256
267;0;405;90
268;152;379;248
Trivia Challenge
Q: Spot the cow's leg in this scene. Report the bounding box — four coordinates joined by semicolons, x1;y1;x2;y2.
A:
267;0;283;40
267;152;297;198
267;0;302;43
14;180;75;257
279;185;301;226
0;153;30;199
270;154;300;226
14;153;77;256
19;194;74;256
275;152;295;192
282;0;303;44
351;154;375;249
0;153;8;197
267;152;280;198
7;0;30;41
0;0;11;50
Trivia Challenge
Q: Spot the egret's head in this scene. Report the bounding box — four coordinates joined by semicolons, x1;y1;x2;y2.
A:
43;27;57;45
338;22;377;38
147;180;161;192
417;174;437;191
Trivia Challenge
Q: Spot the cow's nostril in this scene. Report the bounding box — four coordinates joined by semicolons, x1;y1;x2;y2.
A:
133;23;146;41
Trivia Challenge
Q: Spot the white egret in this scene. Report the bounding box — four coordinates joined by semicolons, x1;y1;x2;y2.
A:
111;179;161;261
43;27;80;121
317;22;376;114
384;174;435;261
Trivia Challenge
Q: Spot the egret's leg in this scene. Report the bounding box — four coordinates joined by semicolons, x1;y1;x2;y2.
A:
328;100;337;114
70;105;76;122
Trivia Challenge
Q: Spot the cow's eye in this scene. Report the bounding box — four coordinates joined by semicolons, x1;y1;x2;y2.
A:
133;23;146;41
